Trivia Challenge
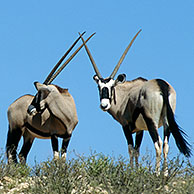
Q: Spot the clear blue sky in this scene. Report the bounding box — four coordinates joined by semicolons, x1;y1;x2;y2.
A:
0;1;194;166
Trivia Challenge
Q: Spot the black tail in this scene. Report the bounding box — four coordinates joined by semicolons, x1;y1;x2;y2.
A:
166;102;192;157
156;79;192;157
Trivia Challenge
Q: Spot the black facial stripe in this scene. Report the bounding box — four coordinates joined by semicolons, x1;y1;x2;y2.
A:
36;91;42;112
111;86;114;96
28;91;44;113
100;78;111;83
101;87;109;99
29;92;41;112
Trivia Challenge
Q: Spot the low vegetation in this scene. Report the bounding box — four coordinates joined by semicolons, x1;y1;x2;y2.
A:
0;151;193;193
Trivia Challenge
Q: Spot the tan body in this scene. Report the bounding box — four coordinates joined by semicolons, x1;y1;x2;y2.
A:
6;83;78;163
109;78;176;131
79;30;191;176
6;32;95;164
95;76;190;176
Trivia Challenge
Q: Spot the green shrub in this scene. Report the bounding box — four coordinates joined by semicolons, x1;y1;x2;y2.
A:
0;151;194;193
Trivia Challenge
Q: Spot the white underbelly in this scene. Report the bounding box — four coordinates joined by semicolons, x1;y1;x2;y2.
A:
135;114;148;131
134;114;163;132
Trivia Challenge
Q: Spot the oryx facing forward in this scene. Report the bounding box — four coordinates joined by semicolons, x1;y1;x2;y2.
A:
79;30;192;175
6;32;95;164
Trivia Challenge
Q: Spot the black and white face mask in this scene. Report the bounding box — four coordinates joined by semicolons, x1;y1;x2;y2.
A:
94;74;126;111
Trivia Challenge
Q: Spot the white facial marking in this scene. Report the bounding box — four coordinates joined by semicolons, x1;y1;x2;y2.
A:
100;99;111;111
98;79;115;88
98;79;115;111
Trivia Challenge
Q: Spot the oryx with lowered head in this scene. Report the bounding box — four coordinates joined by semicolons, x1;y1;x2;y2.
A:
79;30;192;175
6;32;95;164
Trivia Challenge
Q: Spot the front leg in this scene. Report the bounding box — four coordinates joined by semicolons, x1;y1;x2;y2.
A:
134;130;144;167
51;135;59;160
122;125;134;168
19;130;35;164
61;133;72;160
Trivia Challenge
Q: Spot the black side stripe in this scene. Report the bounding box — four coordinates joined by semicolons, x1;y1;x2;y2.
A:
25;123;51;138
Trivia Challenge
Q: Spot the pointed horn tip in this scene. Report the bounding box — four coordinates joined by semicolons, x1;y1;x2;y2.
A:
78;31;86;38
78;32;96;37
109;29;142;79
137;29;142;35
92;32;96;36
80;31;86;36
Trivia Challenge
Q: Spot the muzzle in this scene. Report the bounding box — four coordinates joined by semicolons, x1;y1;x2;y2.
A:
100;87;111;111
100;98;111;111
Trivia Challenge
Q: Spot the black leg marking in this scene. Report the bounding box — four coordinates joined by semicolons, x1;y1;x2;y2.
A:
51;135;58;153
19;137;35;163
61;133;72;155
122;125;134;147
6;127;22;163
135;131;144;150
163;125;170;143
141;108;159;143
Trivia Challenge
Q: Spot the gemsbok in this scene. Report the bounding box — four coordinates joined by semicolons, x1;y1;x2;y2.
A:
79;30;192;175
6;32;95;164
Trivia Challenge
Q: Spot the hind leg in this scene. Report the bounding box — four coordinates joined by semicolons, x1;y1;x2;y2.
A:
6;126;23;164
19;130;35;164
163;117;171;176
141;110;162;175
61;133;72;160
134;131;144;167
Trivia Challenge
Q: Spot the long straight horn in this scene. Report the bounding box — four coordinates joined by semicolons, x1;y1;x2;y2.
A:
79;32;102;79
44;31;86;85
110;29;142;79
47;32;96;84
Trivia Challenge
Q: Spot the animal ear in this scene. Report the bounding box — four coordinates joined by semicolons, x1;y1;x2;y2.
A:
34;82;45;90
115;74;126;84
93;75;100;83
34;82;51;95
